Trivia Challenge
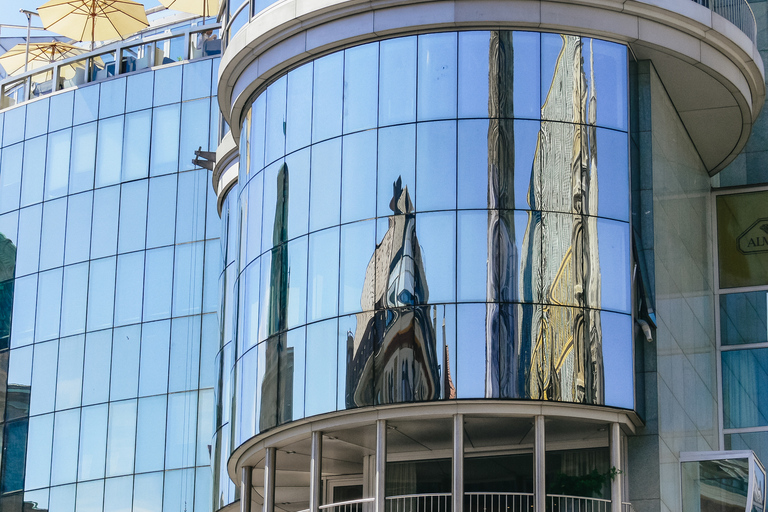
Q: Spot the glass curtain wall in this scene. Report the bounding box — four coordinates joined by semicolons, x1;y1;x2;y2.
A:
0;58;220;512
219;30;634;463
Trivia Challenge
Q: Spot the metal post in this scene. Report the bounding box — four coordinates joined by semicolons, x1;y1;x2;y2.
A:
23;11;31;73
610;423;622;512
534;416;546;512
264;447;277;512
375;420;387;512
453;414;464;512
241;466;253;512
310;432;323;512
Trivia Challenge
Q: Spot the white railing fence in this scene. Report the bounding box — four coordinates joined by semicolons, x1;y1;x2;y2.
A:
465;492;533;512
547;494;611;512
320;497;376;512
386;493;452;512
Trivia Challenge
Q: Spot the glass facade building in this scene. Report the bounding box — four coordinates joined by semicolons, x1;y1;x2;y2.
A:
0;52;221;511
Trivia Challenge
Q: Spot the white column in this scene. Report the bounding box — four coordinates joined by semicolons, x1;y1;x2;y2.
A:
534;416;546;512
310;431;323;512
610;423;622;512
241;466;253;512
375;420;387;512
453;414;464;512
264;447;277;512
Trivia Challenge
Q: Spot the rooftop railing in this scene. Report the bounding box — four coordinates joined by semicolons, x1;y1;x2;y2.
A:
0;19;222;111
691;0;757;45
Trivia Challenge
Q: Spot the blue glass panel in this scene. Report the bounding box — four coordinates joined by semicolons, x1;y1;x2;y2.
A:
0;143;22;213
260;160;281;253
173;241;205;316
25;489;49;510
50;409;80;485
104;475;133;512
341;130;376;224
3;106;25;147
456;303;487;398
513;31;541;120
458;211;489;302
73;85;99;125
144;247;174;322
265;76;287;164
139;320;170;397
109;325;140;401
154;65;183;106
206;170;220;240
305;319;337;417
133;472;163;512
379;37;416;126
241;260;260;354
114;252;145;326
286;63;313;153
95;115;123;188
343;42;378;134
204;240;220;314
200;313;217;388
61;263;88;337
150;104;181;176
195;466;213;512
286;236;308;329
584;38;628;131
45;128;71;200
35;268;62;342
312;53;343;143
56;335;84;410
339;220;374;315
118;180;148;254
135;395;167;473
122;109;151;181
416;121;456;212
24;413;53;490
197;389;214;464
91;186;120;259
457;31;489;118
126;71;154;113
176;169;208;244
309;138;341;232
30;340;58;416
2;419;28;493
82;330;112;406
180;98;211;171
69;122;97;194
183;58;213;101
106;399;137;477
601;311;633;409
416;212;456;302
78;404;108;480
595;128;629;221
10;274;36;347
49;91;74;132
282;327;305;422
456;120;488;209
146;174;177;248
15;204;41;278
39;197;67;271
25;98;49;139
99;76;127;119
723;348;768;428
165;391;198;469
595;218;630;313
75;473;103;512
377;124;414;217
284;148;310;240
20;136;46;207
163;468;195;512
169;316;202;392
248;94;266;176
49;484;76;511
513;119;540;210
64;192;93;265
418;33;457;121
540;33;565;121
307;228;339;322
721;292;768;346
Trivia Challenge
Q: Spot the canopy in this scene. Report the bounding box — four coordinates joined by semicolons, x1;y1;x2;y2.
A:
0;41;86;77
37;0;149;46
158;0;219;18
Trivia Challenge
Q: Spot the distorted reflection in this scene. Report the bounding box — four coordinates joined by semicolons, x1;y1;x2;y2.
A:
346;177;450;407
516;34;604;404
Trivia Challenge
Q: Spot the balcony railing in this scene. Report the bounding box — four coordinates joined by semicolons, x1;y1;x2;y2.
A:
379;493;625;512
0;20;222;110
691;0;757;45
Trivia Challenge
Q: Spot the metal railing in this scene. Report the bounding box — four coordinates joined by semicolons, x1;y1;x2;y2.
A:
691;0;757;45
320;497;375;512
386;493;452;512
466;492;533;512
547;494;611;512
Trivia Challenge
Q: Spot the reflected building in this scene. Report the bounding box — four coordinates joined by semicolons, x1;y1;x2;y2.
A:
517;35;604;405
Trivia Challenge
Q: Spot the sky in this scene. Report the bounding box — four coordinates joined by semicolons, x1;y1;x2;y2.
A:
1;0;163;35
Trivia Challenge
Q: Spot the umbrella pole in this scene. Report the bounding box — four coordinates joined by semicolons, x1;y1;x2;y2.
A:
23;11;32;73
